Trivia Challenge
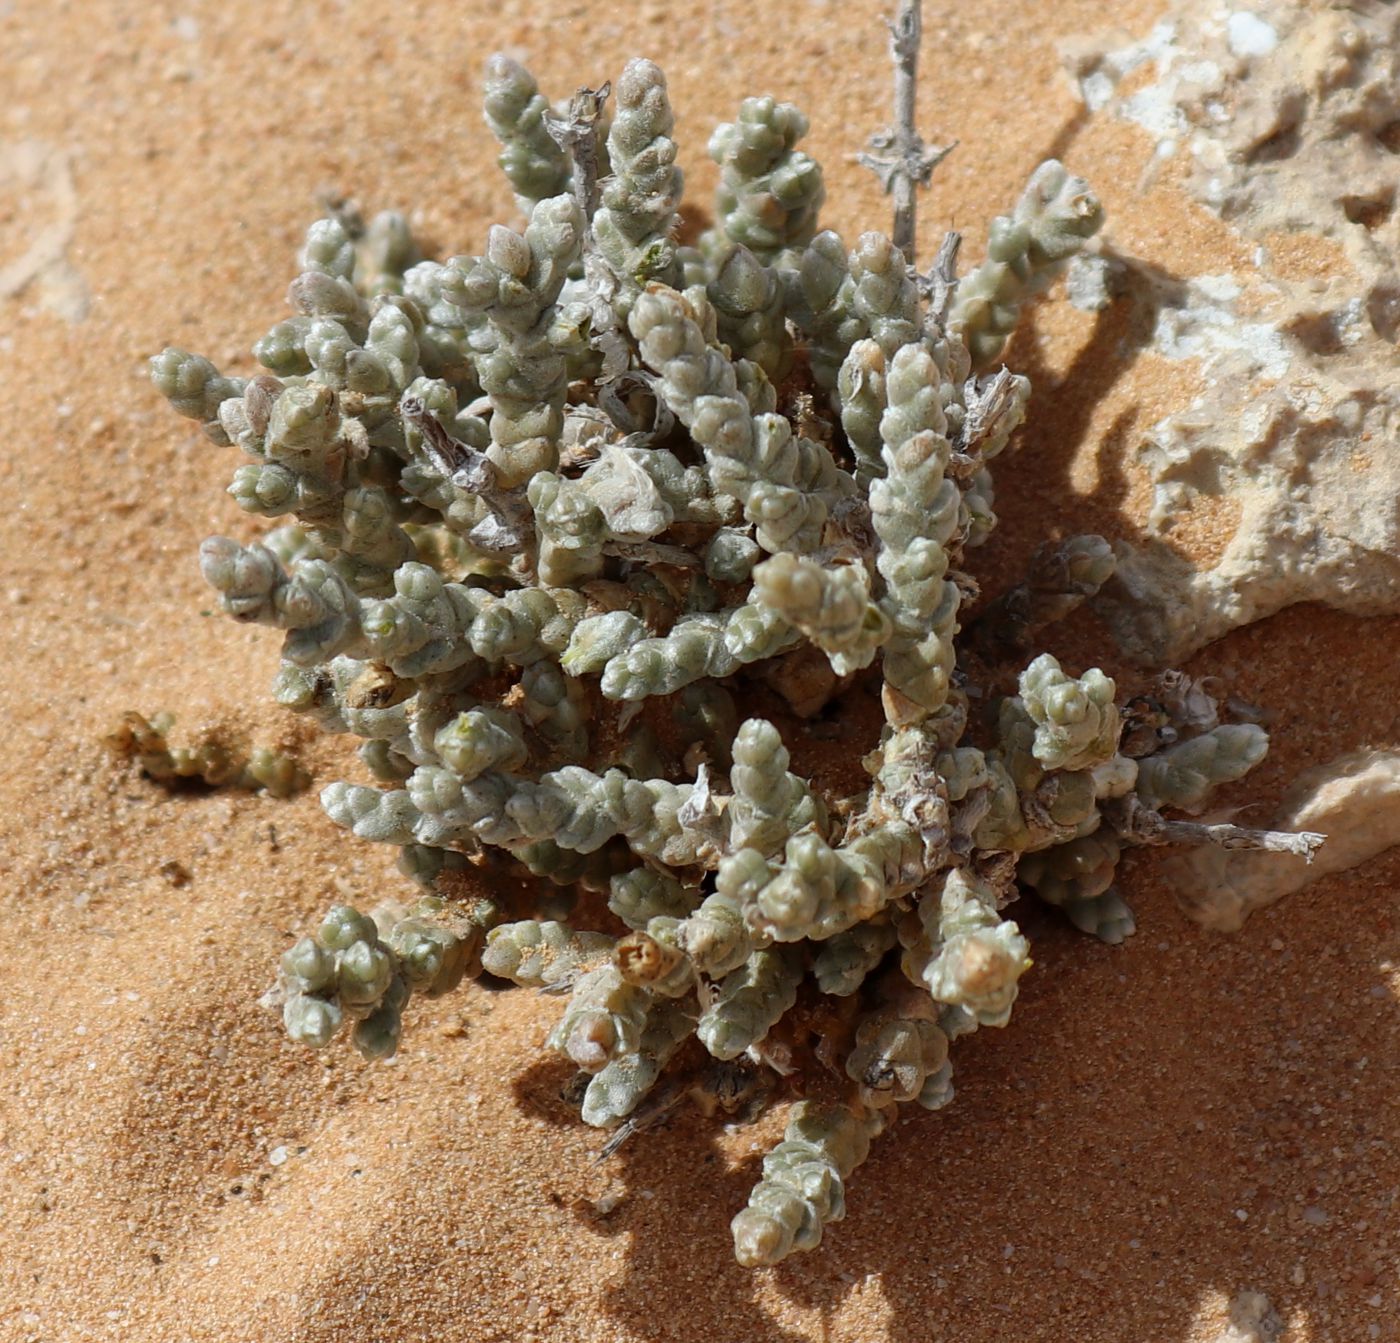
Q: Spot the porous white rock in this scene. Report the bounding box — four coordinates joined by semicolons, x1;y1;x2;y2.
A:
1065;1;1400;663
1172;750;1400;931
1210;1290;1282;1343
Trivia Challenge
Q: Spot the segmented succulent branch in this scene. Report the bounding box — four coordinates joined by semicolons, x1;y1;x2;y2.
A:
594;57;683;295
483;55;572;217
707;96;825;265
951;159;1105;370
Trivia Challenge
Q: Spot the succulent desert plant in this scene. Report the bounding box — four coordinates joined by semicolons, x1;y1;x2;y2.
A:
150;0;1321;1267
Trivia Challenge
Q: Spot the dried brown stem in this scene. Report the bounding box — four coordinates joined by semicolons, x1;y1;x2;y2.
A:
925;228;961;326
1156;819;1327;859
543;82;611;220
400;395;532;553
543;80;631;378
1109;795;1326;860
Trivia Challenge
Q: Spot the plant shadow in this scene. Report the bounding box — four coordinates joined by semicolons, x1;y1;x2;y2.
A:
582;864;1400;1341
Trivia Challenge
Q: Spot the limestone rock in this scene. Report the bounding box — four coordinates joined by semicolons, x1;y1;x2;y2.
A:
1173;750;1400;931
1208;1291;1282;1343
1066;2;1400;663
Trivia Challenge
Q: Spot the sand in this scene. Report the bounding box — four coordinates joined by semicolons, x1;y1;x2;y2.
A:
0;1;1396;1340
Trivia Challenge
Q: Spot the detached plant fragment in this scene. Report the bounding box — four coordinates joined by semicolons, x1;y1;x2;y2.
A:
151;2;1323;1268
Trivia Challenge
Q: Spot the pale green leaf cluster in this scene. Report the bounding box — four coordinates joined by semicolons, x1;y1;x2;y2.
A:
951;159;1105;370
280;898;486;1060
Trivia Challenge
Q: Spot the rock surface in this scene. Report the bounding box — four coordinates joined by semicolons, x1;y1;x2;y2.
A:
1174;749;1400;932
1067;1;1400;663
1207;1291;1282;1343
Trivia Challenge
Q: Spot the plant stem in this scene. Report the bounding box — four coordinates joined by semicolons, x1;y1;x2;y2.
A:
857;0;954;268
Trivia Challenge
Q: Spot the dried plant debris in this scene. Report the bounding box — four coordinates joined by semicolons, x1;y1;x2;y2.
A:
107;711;310;798
150;1;1320;1267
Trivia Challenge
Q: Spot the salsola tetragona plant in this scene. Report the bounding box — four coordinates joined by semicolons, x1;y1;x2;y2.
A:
150;2;1323;1268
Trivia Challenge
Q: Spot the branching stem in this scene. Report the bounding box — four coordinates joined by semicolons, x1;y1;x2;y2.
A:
887;0;922;257
857;0;954;266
